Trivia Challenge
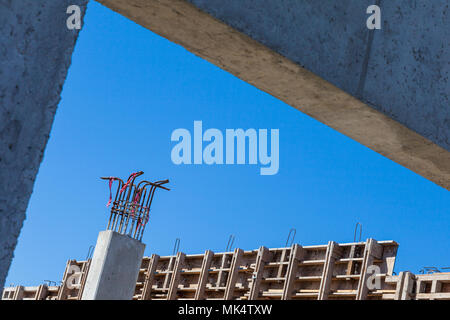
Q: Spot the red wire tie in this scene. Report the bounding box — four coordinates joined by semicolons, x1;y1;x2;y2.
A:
106;177;116;207
119;172;140;194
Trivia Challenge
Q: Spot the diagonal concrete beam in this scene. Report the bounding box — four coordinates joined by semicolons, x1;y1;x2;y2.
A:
0;0;88;291
97;0;450;190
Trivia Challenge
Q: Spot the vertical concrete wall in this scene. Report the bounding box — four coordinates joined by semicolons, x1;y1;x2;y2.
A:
0;0;88;291
82;231;145;300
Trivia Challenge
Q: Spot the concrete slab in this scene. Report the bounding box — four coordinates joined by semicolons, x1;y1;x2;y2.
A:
82;231;145;300
96;0;450;190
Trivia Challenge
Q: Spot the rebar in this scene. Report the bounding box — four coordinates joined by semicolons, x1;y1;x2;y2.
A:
226;235;235;252
101;171;170;241
285;228;296;247
354;222;362;242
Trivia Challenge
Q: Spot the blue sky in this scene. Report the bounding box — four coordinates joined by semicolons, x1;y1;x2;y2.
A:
6;2;450;286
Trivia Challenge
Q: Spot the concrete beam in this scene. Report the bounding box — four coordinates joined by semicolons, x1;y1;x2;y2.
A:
0;0;88;291
97;0;450;190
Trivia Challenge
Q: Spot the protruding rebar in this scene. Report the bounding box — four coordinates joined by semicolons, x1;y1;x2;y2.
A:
101;171;169;241
226;235;235;252
86;245;95;260
173;238;181;255
354;222;362;242
285;228;296;247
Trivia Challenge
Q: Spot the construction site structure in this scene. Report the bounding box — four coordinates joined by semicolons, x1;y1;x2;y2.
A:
3;238;450;300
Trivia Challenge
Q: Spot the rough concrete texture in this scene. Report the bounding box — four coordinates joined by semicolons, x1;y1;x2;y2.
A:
82;231;145;300
187;0;449;152
0;0;88;291
97;0;450;189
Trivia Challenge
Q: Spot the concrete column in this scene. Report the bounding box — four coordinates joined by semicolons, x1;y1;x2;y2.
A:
81;230;145;300
400;272;416;300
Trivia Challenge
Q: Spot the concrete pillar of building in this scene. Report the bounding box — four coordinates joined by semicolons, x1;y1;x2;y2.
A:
81;230;145;300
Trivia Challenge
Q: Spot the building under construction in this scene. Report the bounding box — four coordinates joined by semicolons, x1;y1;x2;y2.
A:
3;172;450;301
3;239;450;301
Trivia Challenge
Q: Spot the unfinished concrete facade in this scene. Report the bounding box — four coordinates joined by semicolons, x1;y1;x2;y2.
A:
3;239;450;300
1;0;449;295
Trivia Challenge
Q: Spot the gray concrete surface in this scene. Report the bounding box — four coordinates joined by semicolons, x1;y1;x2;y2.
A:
82;231;145;300
98;0;450;190
187;0;449;152
0;0;88;291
